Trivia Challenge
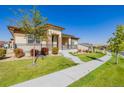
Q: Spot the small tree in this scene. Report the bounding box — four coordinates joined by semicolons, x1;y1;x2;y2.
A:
9;6;48;64
107;25;124;64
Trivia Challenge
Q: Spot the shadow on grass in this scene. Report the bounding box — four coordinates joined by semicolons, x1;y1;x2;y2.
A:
86;56;103;62
0;56;11;60
28;55;46;67
34;55;46;63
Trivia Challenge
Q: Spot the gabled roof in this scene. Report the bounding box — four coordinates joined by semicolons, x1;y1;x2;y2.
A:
62;34;79;40
8;23;64;34
45;24;64;31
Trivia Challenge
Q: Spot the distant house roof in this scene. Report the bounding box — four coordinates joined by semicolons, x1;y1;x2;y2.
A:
62;34;79;40
0;41;5;47
79;43;93;47
8;23;64;34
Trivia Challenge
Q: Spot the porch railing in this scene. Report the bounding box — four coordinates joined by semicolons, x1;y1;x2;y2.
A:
16;44;43;52
62;45;78;50
16;43;78;52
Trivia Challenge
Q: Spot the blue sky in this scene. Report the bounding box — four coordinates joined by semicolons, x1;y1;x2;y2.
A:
1;5;124;44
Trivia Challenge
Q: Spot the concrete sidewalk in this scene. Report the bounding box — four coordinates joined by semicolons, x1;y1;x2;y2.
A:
61;50;84;64
12;53;111;87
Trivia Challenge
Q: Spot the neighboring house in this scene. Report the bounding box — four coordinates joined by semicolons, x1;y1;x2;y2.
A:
94;44;107;53
0;41;6;48
78;43;93;52
8;24;79;54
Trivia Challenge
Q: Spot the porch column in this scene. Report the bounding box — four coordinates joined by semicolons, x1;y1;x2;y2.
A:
48;35;52;52
68;37;72;49
58;34;62;51
11;40;15;49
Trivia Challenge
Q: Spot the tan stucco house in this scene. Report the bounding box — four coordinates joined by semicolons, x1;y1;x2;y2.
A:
8;24;79;54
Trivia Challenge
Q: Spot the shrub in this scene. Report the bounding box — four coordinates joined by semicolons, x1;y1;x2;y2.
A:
41;47;49;55
88;50;92;53
4;49;6;54
52;47;59;54
78;49;82;53
14;48;25;58
30;49;39;57
85;50;89;53
0;48;6;59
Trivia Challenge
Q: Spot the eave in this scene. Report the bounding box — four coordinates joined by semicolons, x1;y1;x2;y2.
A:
8;24;64;34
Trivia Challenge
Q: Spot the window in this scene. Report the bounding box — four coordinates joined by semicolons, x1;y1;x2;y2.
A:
36;37;41;44
27;35;41;44
28;35;34;44
71;40;75;45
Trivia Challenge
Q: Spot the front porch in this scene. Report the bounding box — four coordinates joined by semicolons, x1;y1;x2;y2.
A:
52;34;78;50
62;34;79;50
9;33;79;55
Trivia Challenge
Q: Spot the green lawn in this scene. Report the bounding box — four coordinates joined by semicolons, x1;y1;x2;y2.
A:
69;55;124;87
77;52;105;62
0;56;76;86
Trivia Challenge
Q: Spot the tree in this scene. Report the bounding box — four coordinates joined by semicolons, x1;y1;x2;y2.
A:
107;25;124;64
9;6;48;65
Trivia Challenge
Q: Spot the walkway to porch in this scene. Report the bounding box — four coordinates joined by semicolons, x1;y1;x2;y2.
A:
12;52;111;87
61;50;83;64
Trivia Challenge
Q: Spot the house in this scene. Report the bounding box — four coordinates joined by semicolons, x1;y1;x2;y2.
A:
78;43;93;52
0;41;5;48
8;24;79;55
94;44;107;53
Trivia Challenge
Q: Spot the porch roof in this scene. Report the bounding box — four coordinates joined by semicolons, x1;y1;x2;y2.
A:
8;23;64;34
62;34;79;40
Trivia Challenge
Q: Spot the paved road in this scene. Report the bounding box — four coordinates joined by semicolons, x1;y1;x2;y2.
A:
12;52;111;87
